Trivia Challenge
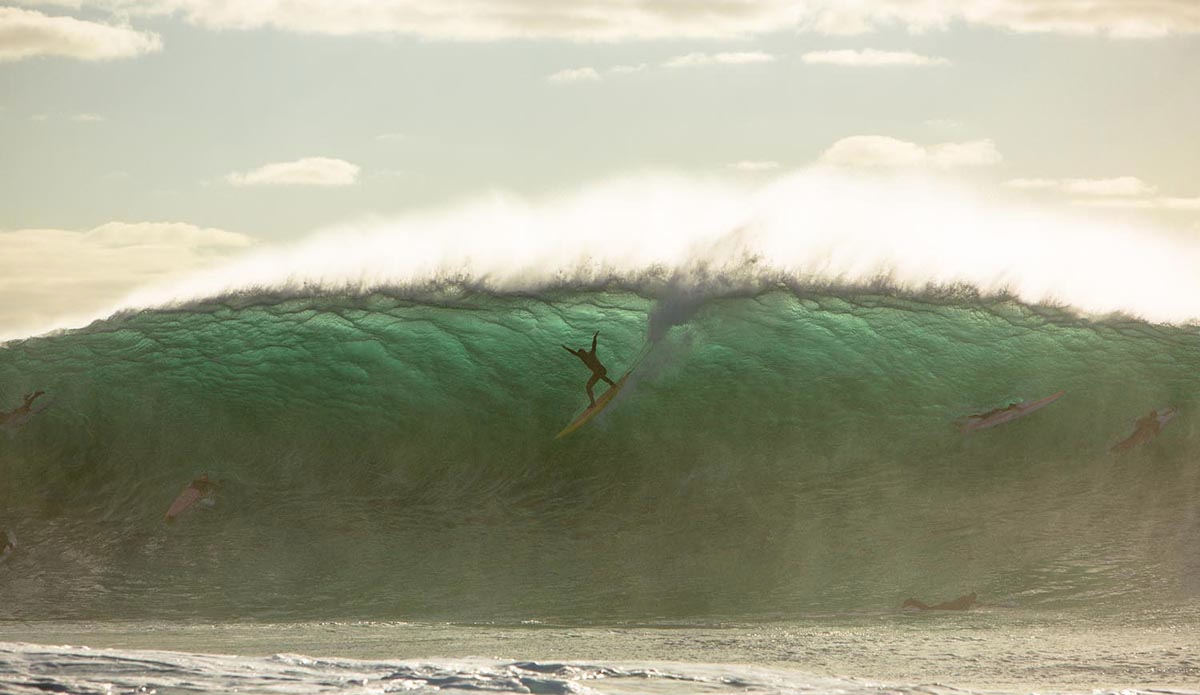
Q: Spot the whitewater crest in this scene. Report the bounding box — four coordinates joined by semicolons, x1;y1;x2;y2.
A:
76;169;1200;338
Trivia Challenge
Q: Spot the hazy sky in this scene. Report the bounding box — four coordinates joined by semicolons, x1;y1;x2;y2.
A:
2;1;1199;337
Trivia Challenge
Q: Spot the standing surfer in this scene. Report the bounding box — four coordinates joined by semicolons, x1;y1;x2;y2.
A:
562;331;615;407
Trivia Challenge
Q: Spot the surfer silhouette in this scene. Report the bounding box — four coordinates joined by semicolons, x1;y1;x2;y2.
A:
1135;410;1162;436
165;474;220;523
0;391;45;425
902;592;977;611
562;331;615;407
1111;409;1164;452
969;402;1021;421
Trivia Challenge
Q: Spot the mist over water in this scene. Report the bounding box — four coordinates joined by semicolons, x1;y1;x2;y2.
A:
2;284;1198;622
10;169;1196;346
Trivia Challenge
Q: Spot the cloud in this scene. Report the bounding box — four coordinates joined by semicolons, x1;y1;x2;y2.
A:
28;1;1200;40
72;112;104;122
804;1;1200;37
375;132;406;142
0;7;161;62
819;136;1002;169
0;221;254;340
66;0;803;41
1075;197;1200;211
730;160;781;172
802;49;950;67
1005;176;1156;196
226;157;360;187
547;67;602;84
545;63;646;85
664;51;775;68
1005;176;1200;212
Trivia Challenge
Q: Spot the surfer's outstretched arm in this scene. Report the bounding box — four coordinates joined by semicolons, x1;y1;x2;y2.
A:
562;345;577;356
591;331;598;353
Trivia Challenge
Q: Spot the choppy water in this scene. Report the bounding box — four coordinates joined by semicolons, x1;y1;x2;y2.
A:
2;613;1199;694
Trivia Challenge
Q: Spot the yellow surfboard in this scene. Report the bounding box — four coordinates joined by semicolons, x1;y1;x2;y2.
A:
555;371;633;439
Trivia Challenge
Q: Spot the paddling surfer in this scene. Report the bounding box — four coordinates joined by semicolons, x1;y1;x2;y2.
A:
1133;409;1162;438
968;401;1021;422
562;331;615;407
0;391;45;426
1111;409;1164;452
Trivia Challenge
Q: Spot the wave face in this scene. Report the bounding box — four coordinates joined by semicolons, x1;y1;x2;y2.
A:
2;286;1199;621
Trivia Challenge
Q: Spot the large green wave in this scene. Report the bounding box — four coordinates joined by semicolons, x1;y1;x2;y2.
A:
1;286;1198;621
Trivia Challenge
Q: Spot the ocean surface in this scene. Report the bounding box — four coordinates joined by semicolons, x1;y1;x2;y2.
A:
2;282;1199;692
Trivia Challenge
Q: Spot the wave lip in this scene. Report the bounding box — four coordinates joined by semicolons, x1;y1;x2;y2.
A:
87;170;1200;339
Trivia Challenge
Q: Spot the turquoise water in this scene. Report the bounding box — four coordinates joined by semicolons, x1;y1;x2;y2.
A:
1;286;1198;622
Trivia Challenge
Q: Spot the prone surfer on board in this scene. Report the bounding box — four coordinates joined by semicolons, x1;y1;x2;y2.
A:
1110;409;1165;453
562;331;616;407
165;474;220;523
970;403;1020;420
0;391;45;426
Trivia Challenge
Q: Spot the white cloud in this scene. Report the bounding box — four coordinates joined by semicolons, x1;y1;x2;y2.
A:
72;112;104;122
803;0;1200;37
547;67;602;84
0;221;254;339
802;49;949;67
730;160;781;172
547;63;647;85
1004;175;1200;213
819;136;1002;169
1076;197;1200;211
64;0;803;41
28;1;1200;40
0;7;161;62
226;157;361;187
1005;176;1156;197
664;51;775;68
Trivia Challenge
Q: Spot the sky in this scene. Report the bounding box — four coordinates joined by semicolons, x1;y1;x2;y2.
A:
2;1;1199;338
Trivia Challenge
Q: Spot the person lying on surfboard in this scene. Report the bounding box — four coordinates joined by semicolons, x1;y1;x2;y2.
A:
968;402;1021;421
1110;409;1164;453
165;474;220;523
562;331;616;407
0;391;45;425
902;592;977;611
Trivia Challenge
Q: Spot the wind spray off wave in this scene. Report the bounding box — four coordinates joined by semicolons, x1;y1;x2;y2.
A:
108;169;1200;329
